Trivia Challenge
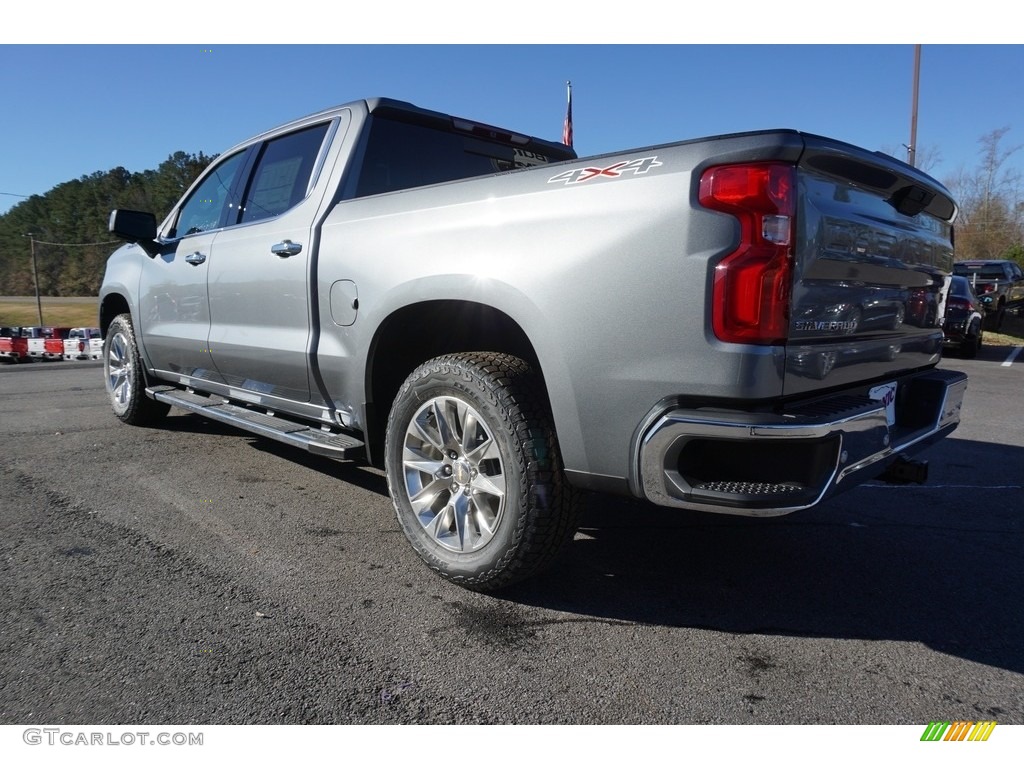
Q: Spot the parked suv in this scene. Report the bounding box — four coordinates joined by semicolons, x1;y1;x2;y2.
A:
952;260;1024;330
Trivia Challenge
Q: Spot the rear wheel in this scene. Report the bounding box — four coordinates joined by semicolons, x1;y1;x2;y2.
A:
104;314;170;426
961;323;982;359
890;303;906;330
384;352;579;591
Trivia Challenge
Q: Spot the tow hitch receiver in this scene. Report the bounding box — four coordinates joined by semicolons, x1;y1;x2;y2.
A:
877;454;929;485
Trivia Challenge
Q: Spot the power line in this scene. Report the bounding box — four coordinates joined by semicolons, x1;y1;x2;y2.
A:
27;237;121;247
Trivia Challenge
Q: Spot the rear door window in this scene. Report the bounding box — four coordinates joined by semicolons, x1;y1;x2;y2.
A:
239;123;330;224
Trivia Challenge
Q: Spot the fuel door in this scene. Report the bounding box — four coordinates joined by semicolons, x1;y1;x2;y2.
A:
330;280;359;326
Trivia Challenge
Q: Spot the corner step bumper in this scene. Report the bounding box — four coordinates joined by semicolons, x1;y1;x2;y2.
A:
636;368;968;516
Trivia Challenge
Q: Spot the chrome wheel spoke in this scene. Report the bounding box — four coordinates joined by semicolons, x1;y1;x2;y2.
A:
109;365;126;394
402;445;443;476
465;435;498;465
433;397;460;450
115;375;129;405
403;395;506;553
471;501;498;539
425;502;455;541
409;476;450;518
109;338;124;367
460;408;479;453
452;491;473;550
106;333;133;407
411;413;445;454
471;471;504;501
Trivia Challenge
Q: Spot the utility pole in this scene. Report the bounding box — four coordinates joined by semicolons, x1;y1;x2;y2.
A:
908;44;921;168
25;234;43;326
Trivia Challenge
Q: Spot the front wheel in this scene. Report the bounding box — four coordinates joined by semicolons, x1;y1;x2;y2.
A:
104;314;170;426
384;352;579;591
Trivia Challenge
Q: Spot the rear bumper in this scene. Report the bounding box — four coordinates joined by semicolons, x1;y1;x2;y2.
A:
942;318;974;345
636;368;967;516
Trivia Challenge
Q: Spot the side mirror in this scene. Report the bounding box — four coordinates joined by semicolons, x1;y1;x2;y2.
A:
109;209;159;257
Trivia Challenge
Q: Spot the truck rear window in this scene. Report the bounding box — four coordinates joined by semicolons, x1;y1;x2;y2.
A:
953;264;1005;280
353;117;559;198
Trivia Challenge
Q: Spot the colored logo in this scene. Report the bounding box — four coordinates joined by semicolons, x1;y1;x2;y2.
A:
920;721;996;742
547;157;663;185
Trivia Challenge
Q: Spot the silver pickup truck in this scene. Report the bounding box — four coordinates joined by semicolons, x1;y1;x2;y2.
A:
100;97;967;591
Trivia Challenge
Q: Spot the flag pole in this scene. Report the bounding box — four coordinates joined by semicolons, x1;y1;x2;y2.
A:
562;80;573;148
908;45;921;168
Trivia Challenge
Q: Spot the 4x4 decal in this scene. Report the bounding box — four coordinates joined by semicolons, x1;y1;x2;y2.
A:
548;156;663;185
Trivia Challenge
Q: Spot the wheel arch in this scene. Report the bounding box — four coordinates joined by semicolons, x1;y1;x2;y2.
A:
363;300;544;466
99;292;131;338
100;294;162;391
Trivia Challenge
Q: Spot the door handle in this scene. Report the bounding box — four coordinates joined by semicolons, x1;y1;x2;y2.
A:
271;240;302;257
185;251;207;265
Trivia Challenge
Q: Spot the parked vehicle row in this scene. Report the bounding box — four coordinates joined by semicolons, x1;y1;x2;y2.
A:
953;259;1024;330
0;327;102;363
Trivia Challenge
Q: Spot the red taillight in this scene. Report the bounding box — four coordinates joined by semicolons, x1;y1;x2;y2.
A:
699;163;795;345
948;297;973;312
79;340;86;352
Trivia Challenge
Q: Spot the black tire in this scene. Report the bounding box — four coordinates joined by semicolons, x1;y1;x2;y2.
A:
103;313;170;426
384;352;580;592
890;303;906;330
960;323;983;359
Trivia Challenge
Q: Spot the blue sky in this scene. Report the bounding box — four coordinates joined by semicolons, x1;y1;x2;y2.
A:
2;40;1022;216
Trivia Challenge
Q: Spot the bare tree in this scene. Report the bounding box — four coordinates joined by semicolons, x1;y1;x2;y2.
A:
945;128;1024;262
879;143;943;174
911;144;944;175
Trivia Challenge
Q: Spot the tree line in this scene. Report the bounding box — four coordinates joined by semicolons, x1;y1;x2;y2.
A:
0;152;213;296
942;128;1024;266
0;129;1021;299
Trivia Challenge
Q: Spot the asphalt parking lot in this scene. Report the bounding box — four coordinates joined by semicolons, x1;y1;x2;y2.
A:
0;350;1021;726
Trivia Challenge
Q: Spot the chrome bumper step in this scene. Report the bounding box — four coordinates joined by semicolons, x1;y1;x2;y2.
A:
637;368;968;516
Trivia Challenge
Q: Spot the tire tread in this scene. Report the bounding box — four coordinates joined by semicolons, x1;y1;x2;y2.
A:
105;314;170;427
385;352;580;592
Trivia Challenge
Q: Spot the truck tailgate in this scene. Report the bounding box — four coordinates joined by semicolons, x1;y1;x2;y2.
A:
785;137;957;395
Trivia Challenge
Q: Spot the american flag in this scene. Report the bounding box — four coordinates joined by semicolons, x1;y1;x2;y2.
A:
562;81;573;148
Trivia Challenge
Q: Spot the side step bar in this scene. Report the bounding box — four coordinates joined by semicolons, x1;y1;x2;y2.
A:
147;386;365;460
